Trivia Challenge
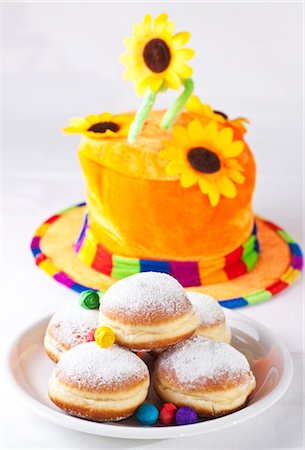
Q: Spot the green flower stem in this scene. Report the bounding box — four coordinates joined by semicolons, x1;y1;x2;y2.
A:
160;78;194;130
128;90;158;144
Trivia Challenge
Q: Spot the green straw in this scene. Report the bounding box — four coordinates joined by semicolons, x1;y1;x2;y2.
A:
160;78;194;130
128;90;158;144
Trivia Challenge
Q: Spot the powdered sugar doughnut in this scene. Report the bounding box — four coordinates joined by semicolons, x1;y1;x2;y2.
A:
48;342;150;422
99;272;197;350
44;304;99;362
154;336;256;417
187;292;231;343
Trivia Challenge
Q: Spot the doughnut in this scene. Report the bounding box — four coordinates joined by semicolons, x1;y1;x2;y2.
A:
187;292;231;343
44;304;99;362
48;342;150;422
154;336;256;417
99;272;197;350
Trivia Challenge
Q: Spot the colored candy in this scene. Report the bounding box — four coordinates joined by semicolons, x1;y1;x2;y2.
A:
136;403;159;426
85;328;97;342
175;406;198;425
79;290;100;310
159;402;177;425
94;326;115;348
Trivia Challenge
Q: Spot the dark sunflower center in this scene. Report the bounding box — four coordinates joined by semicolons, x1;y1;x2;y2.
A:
213;110;228;120
187;147;221;174
87;122;119;133
143;38;171;73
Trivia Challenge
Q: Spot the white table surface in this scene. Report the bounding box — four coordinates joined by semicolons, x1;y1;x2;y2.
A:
2;2;303;449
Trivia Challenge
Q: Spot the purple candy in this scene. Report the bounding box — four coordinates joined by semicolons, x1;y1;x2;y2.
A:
175;406;198;425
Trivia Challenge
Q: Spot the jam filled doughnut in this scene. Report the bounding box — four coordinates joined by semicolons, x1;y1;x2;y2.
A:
187;292;231;343
44;304;99;362
154;336;256;417
99;272;197;350
48;342;150;422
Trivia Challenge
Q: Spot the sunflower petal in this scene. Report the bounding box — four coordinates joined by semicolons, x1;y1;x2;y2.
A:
154;13;168;29
181;169;198;187
175;48;195;61
123;36;135;51
123;65;142;81
172;124;190;146
188;119;205;142
176;63;193;78
159;147;181;160
225;168;245;184
163;19;174;35
221;140;244;158
172;31;191;48
164;70;182;90
186;95;204;114
119;52;133;65
213;127;233;149
198;178;220;206
68;117;86;127
224;159;245;172
217;175;237;198
201;121;219;142
165;160;185;176
144;75;163;92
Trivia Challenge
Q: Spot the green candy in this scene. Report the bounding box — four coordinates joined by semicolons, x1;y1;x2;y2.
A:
160;78;194;130
79;290;100;309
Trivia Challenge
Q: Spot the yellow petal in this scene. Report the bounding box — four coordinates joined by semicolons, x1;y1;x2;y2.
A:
225;168;245;184
181;169;198;187
213;127;233;150
217;175;237;198
224;159;245;172
159;147;180;160
188;119;205;142
164;70;181;90
123;36;135;51
199;178;220;206
200;121;219;142
186;95;204;114
175;48;195;61
163;19;174;35
154;13;168;30
221;140;244;158
176;63;193;78
142;14;152;26
144;75;163;92
123;64;142;81
68;117;86;127
165;160;185;176
119;52;133;65
172;32;190;48
172;124;190;146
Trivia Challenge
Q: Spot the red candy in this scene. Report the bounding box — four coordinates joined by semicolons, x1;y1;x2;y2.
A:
159;403;177;425
85;328;97;342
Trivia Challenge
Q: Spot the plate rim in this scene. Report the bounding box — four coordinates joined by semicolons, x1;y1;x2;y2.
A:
4;309;293;440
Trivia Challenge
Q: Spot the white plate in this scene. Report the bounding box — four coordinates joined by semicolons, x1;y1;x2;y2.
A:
5;309;293;440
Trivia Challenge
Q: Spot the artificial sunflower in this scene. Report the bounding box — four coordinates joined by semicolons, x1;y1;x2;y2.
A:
63;113;133;139
160;119;246;206
119;13;195;96
186;95;249;135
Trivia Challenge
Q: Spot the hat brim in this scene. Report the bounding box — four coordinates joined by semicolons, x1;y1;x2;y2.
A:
31;202;302;308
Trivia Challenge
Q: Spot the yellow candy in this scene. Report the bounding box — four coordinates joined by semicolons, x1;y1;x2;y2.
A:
94;326;115;348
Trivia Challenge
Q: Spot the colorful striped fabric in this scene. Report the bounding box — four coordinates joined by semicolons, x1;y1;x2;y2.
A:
30;203;303;308
75;213;259;288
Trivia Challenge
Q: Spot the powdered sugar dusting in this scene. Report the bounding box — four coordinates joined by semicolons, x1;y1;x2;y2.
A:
56;342;149;391
47;304;99;348
187;292;224;326
157;336;250;388
101;272;191;324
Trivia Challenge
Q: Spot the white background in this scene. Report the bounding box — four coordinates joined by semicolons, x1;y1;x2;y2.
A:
2;2;303;449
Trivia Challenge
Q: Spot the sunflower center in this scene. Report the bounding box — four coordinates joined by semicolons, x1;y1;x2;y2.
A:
187;147;221;174
213;110;228;120
143;38;171;73
87;122;119;133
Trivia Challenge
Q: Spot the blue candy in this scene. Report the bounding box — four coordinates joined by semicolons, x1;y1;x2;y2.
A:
135;402;159;426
